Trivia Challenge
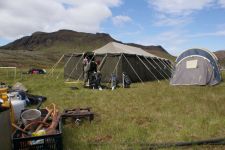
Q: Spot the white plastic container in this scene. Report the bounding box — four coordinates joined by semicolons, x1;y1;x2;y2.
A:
11;100;26;121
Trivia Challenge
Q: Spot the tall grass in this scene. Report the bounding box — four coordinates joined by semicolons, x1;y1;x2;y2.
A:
3;70;225;149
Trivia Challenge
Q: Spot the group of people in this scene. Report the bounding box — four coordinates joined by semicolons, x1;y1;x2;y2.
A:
83;53;102;90
82;53;132;90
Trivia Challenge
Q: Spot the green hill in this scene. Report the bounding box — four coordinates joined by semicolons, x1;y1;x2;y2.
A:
0;29;175;67
214;50;225;68
1;30;116;53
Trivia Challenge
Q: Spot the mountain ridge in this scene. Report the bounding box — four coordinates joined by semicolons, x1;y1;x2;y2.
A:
0;29;175;67
0;29;172;55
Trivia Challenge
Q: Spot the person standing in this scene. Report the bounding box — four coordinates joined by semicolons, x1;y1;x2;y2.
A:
83;56;90;86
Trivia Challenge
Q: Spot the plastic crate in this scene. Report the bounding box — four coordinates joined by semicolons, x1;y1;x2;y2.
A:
12;109;63;150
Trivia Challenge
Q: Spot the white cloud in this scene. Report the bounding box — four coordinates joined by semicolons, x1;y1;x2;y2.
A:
0;0;122;39
218;0;225;7
137;30;189;56
189;23;225;37
190;30;225;37
58;0;122;7
129;1;225;55
148;0;216;27
148;0;214;15
137;27;225;56
112;15;132;26
154;14;192;26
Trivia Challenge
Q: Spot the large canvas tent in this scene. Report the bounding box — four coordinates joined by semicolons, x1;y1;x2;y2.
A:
64;42;172;83
170;48;221;85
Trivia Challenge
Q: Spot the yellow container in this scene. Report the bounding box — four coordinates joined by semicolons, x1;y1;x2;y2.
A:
0;88;8;103
1;101;10;108
1;94;8;102
0;88;8;94
1;92;9;108
0;89;15;124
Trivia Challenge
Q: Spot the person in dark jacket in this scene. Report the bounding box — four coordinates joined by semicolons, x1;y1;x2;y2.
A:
87;60;97;86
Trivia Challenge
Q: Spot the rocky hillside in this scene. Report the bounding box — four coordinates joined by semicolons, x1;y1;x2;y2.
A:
0;29;174;67
214;50;225;68
127;43;174;60
1;30;117;52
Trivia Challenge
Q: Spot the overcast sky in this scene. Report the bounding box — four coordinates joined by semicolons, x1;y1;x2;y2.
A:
0;0;225;55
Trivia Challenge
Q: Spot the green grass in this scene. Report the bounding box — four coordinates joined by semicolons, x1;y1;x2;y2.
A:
0;49;62;67
2;70;225;149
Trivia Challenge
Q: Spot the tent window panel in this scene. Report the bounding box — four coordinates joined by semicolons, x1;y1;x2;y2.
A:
186;60;198;69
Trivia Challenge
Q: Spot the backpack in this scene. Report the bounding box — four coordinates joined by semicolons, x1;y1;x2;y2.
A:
122;72;131;88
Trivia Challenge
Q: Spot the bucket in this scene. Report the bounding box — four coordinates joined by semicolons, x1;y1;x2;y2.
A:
21;109;41;125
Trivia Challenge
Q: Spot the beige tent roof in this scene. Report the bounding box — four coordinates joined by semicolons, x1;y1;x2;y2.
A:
93;42;164;59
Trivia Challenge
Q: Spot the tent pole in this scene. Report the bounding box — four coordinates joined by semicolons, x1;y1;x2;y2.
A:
112;54;122;74
77;71;84;81
96;54;109;86
65;53;84;81
149;57;170;79
136;55;160;82
164;60;174;75
159;59;173;73
122;54;144;84
98;53;108;71
165;60;174;70
144;56;168;81
104;54;122;88
56;52;74;79
157;58;172;78
51;54;65;76
48;54;64;77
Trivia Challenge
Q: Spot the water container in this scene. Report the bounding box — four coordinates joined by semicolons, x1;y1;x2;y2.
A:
11;100;26;121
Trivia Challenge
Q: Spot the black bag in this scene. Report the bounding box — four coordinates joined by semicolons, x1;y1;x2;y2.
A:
123;72;131;88
26;94;47;105
89;72;102;89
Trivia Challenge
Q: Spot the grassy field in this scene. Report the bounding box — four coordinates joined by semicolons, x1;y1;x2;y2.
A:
2;69;225;149
0;49;63;67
